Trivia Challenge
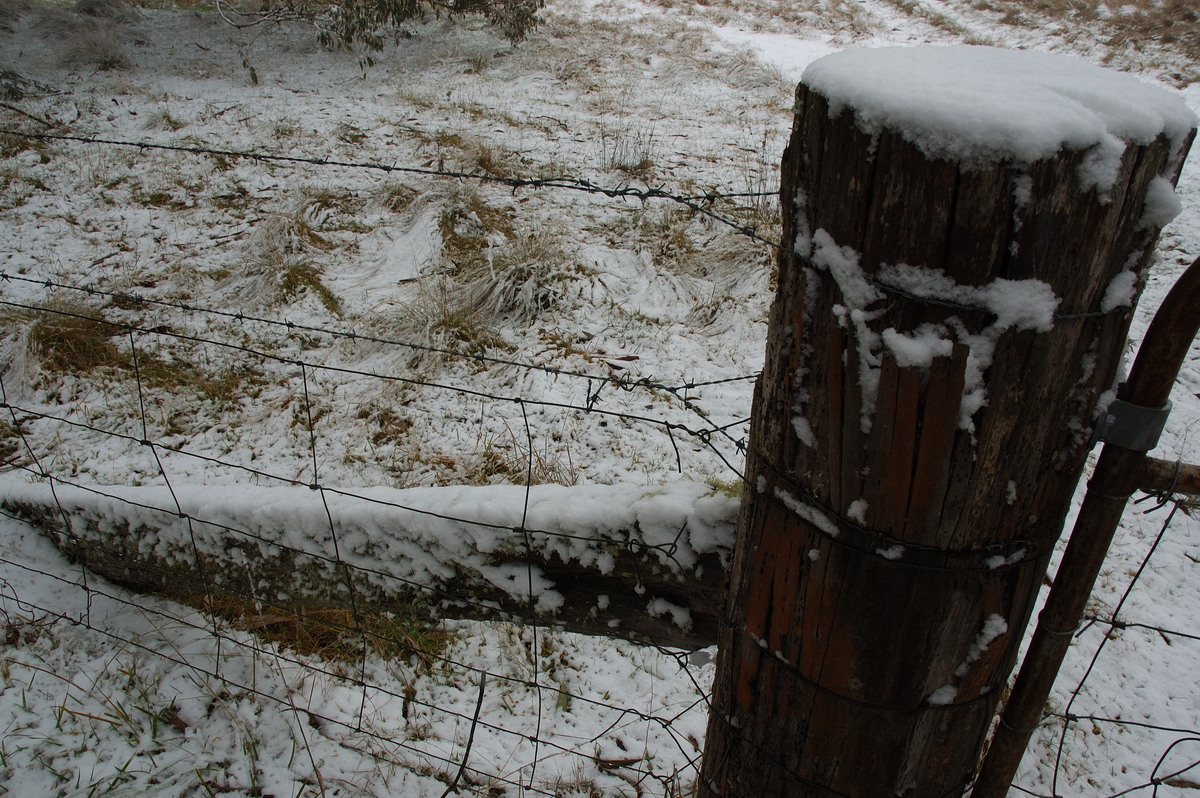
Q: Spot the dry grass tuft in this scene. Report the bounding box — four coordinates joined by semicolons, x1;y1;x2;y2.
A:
2;304;266;406
0;418;20;464
61;22;133;70
232;211;345;315
279;260;344;315
27;307;126;374
598;121;658;177
196;593;453;666
970;0;1198;83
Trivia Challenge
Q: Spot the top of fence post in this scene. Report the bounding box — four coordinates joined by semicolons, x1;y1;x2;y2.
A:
701;44;1197;798
802;46;1194;173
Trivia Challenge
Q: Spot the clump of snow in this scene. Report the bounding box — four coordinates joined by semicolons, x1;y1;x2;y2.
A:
646;597;692;630
927;685;958;706
878;264;1059;333
882;325;954;369
983;547;1028;570
1141;176;1184;229
954;613;1009;677
802;46;1197;193
1078;134;1127;200
792;415;816;446
979;279;1060;332
481;562;565;613
1101;269;1139;313
773;487;840;538
810;229;882;309
876;544;904;560
846;498;869;525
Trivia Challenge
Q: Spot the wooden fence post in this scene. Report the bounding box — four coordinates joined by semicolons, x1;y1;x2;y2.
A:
700;47;1196;797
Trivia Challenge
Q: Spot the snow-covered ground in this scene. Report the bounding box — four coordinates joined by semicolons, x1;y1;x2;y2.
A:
0;0;1198;794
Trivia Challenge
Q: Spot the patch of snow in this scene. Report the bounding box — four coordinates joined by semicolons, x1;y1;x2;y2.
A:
1101;269;1139;313
881;324;953;369
792;415;816;446
802;46;1197;192
846;498;869;525
712;27;839;82
983;548;1026;570
1141;176;1184;229
878;264;1058;332
953;613;1009;677
810;229;882;309
773;487;840;538
646;597;692;630
876;544;904;560
927;685;958;706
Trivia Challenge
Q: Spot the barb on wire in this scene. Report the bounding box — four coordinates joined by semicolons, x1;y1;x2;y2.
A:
0;271;760;398
0;128;783;248
0;275;757;472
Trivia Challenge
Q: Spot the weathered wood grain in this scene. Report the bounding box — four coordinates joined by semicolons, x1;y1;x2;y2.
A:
702;77;1193;797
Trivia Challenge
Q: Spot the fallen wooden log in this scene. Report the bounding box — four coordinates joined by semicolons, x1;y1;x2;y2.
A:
0;474;735;649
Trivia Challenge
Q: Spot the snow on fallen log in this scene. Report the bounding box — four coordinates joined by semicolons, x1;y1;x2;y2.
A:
0;474;737;649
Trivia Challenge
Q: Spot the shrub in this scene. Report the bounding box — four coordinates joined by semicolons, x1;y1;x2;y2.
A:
223;0;540;53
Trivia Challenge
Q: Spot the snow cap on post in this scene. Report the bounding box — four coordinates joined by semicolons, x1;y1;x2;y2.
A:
802;45;1196;185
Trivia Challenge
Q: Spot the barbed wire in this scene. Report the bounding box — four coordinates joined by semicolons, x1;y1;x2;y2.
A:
0;272;759;396
2;115;1196;798
0;128;785;250
0;127;1124;325
0;294;750;479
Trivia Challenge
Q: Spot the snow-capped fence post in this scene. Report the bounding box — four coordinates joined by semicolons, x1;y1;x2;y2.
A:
699;47;1196;798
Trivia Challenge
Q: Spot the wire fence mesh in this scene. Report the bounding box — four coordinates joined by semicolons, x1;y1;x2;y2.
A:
0;285;734;796
1007;495;1200;798
0;125;1197;798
